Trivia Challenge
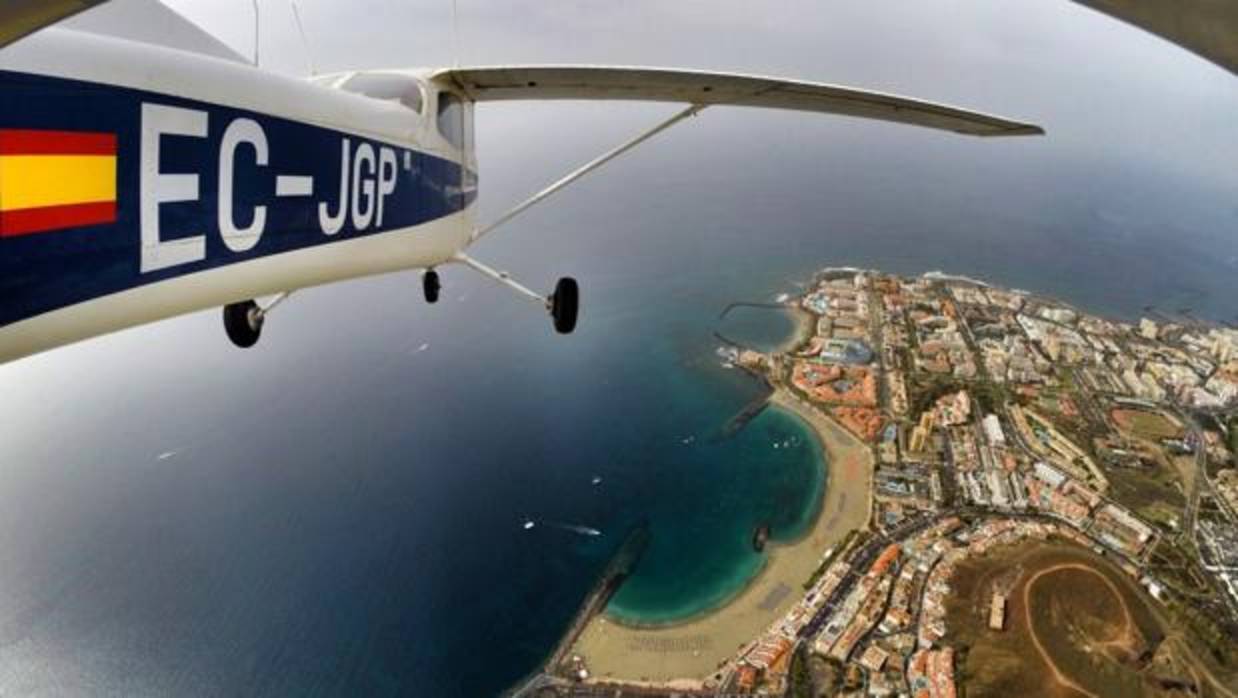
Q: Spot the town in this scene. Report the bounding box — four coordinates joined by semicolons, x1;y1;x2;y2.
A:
520;269;1238;698
728;269;1238;696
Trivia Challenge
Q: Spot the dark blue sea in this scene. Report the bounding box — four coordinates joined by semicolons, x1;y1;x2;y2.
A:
2;102;1237;696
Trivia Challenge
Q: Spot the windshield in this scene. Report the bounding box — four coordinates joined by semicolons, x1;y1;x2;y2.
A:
436;92;465;149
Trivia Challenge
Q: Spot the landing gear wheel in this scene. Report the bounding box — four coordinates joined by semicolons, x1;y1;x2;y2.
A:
549;277;579;334
223;300;263;348
423;269;441;304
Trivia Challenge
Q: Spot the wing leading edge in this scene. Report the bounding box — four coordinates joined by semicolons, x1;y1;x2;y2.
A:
433;65;1043;137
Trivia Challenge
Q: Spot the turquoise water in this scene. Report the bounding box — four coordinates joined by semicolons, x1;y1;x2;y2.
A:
523;296;830;626
605;363;828;624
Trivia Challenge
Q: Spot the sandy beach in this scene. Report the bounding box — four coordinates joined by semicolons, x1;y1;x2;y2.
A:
783;303;816;356
570;380;874;684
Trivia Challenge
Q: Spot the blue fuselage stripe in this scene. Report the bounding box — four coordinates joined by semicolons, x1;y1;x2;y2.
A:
0;70;476;328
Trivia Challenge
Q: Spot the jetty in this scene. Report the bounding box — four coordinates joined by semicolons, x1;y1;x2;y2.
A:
717;300;790;321
507;525;652;697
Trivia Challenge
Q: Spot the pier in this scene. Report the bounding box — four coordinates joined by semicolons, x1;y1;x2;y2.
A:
711;330;774;441
713;392;771;442
508;525;652;697
717;300;790;321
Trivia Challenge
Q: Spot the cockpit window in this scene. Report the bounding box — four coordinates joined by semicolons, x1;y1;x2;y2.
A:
437;93;464;149
339;72;424;114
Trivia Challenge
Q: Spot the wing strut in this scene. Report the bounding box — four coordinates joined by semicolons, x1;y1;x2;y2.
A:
470;103;706;244
453;253;544;304
456;103;705;334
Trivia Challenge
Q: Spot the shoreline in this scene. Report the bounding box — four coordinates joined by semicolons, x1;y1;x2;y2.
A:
778;302;815;355
600;399;826;633
569;380;873;684
588;303;825;632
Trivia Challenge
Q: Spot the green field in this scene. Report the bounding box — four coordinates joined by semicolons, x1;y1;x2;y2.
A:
1104;458;1186;531
1146;540;1214;600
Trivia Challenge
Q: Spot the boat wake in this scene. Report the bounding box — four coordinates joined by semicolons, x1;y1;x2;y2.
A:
546;521;603;537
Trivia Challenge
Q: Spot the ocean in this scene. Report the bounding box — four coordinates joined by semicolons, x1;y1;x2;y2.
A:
2;108;1237;696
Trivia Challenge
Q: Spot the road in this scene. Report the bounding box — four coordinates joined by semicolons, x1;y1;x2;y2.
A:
799;511;948;640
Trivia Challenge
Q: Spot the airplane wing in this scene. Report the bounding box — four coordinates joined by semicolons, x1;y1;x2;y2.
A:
0;0;110;49
432;65;1044;137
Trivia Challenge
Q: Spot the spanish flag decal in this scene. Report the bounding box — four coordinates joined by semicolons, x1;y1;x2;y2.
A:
0;129;118;238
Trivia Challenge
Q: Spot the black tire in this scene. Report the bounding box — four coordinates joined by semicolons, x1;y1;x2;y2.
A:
223;300;263;348
550;277;579;334
423;269;441;304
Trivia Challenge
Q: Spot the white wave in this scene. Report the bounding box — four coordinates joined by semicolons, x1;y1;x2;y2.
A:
922;270;990;287
546;521;602;537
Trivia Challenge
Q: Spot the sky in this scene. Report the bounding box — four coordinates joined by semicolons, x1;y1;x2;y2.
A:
157;0;1238;195
146;1;1238;301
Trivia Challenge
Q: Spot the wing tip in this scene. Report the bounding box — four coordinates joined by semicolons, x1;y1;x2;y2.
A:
980;123;1046;137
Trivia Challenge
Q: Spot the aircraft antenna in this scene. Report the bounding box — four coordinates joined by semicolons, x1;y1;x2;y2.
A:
450;0;460;68
251;0;260;66
290;1;316;76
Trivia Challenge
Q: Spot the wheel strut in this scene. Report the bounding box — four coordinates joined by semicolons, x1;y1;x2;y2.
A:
453;253;580;335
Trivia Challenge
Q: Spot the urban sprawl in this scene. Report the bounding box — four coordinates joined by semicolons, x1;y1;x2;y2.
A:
530;269;1238;698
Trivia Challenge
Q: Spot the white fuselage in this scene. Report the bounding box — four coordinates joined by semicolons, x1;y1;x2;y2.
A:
0;28;476;362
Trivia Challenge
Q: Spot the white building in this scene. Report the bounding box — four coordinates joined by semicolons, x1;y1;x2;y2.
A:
982;414;1006;446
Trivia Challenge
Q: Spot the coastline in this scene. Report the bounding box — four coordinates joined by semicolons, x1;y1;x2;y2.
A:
569;381;873;684
780;303;815;355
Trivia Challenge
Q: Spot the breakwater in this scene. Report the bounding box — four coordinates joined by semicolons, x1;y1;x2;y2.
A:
507;523;653;697
717;300;790;321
